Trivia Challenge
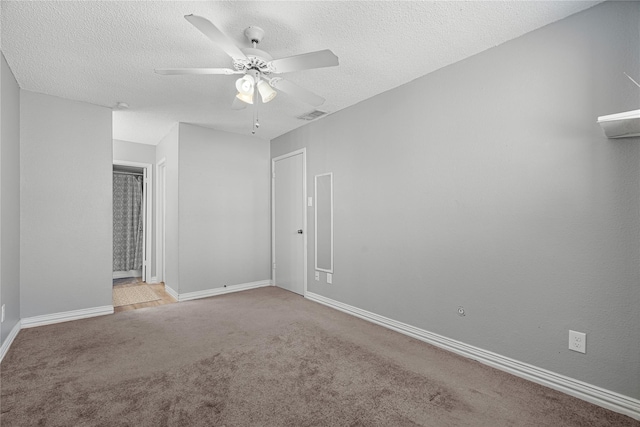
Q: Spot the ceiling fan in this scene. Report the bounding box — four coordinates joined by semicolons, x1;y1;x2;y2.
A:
155;15;339;110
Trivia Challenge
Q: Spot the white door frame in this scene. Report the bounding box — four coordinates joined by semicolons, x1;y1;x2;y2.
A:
113;160;153;282
156;158;167;284
271;148;307;297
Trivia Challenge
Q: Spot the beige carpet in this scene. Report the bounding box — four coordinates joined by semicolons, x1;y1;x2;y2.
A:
112;284;160;307
1;287;638;426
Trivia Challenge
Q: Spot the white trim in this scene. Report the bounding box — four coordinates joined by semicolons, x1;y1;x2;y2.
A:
164;284;179;300
113;160;152;168
112;269;142;279
305;291;640;421
113;160;153;283
598;109;640;122
176;280;272;302
21;306;114;329
156;158;167;285
303;151;308;297
0;321;22;363
271;160;275;290
271;148;308;297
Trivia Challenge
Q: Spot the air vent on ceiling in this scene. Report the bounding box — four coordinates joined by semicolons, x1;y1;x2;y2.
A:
297;110;328;121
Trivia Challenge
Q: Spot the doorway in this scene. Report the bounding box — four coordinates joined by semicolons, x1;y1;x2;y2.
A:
112;160;174;312
113;160;152;283
272;149;307;296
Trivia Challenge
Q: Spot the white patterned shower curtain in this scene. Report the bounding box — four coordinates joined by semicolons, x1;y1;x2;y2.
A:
113;174;143;273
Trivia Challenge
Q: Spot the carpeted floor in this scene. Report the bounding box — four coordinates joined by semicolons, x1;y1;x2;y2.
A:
1;287;637;426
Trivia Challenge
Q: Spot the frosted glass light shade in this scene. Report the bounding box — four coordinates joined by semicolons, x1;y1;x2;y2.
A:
257;80;277;103
236;92;254;104
235;75;255;94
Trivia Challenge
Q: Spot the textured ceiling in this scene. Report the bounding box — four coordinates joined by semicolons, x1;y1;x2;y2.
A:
1;1;601;144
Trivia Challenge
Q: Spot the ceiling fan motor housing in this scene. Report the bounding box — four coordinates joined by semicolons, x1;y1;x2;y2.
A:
234;48;274;74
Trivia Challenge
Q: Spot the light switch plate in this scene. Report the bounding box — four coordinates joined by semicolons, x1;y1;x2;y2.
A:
315;271;319;281
327;273;332;284
308;197;313;207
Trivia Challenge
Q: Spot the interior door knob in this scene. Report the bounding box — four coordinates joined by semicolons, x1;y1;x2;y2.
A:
297;229;303;234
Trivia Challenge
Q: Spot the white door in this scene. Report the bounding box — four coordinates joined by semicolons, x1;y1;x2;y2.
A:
273;150;306;295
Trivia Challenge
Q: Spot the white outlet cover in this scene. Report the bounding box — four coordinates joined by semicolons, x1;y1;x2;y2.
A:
569;330;586;354
327;273;333;284
308;197;313;207
314;271;319;281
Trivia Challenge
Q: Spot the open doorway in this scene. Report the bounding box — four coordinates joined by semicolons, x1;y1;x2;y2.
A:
112;159;176;312
112;160;162;311
112;161;152;284
113;163;150;283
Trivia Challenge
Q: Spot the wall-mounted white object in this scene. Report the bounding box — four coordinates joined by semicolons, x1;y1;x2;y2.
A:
569;330;586;354
315;173;333;274
597;109;640;139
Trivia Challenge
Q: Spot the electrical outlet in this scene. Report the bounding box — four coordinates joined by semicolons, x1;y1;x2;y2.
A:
314;271;319;281
1;304;5;323
327;273;332;284
569;330;586;354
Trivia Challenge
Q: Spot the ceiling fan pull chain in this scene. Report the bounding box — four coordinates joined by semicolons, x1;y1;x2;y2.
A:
252;100;259;135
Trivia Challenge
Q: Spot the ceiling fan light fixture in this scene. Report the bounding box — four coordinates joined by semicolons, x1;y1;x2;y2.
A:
236;91;254;105
257;80;277;103
235;75;255;94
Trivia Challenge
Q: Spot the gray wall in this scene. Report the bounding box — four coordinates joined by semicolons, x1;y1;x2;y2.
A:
155;124;179;292
178;124;271;294
113;139;155;164
21;91;113;318
0;53;20;342
271;1;640;399
113;139;157;280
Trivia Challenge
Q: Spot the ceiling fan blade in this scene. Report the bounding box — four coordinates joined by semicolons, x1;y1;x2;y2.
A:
269;78;325;107
155;68;242;75
184;14;247;61
231;96;247;110
269;49;338;74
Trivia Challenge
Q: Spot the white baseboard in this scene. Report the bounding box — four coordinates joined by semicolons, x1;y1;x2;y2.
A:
305;291;640;421
0;321;22;363
21;305;114;329
177;280;272;302
164;284;179;300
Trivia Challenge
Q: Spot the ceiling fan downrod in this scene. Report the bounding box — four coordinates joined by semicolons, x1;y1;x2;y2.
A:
244;26;265;47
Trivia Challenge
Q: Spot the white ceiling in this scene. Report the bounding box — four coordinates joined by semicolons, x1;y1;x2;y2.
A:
1;1;601;145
